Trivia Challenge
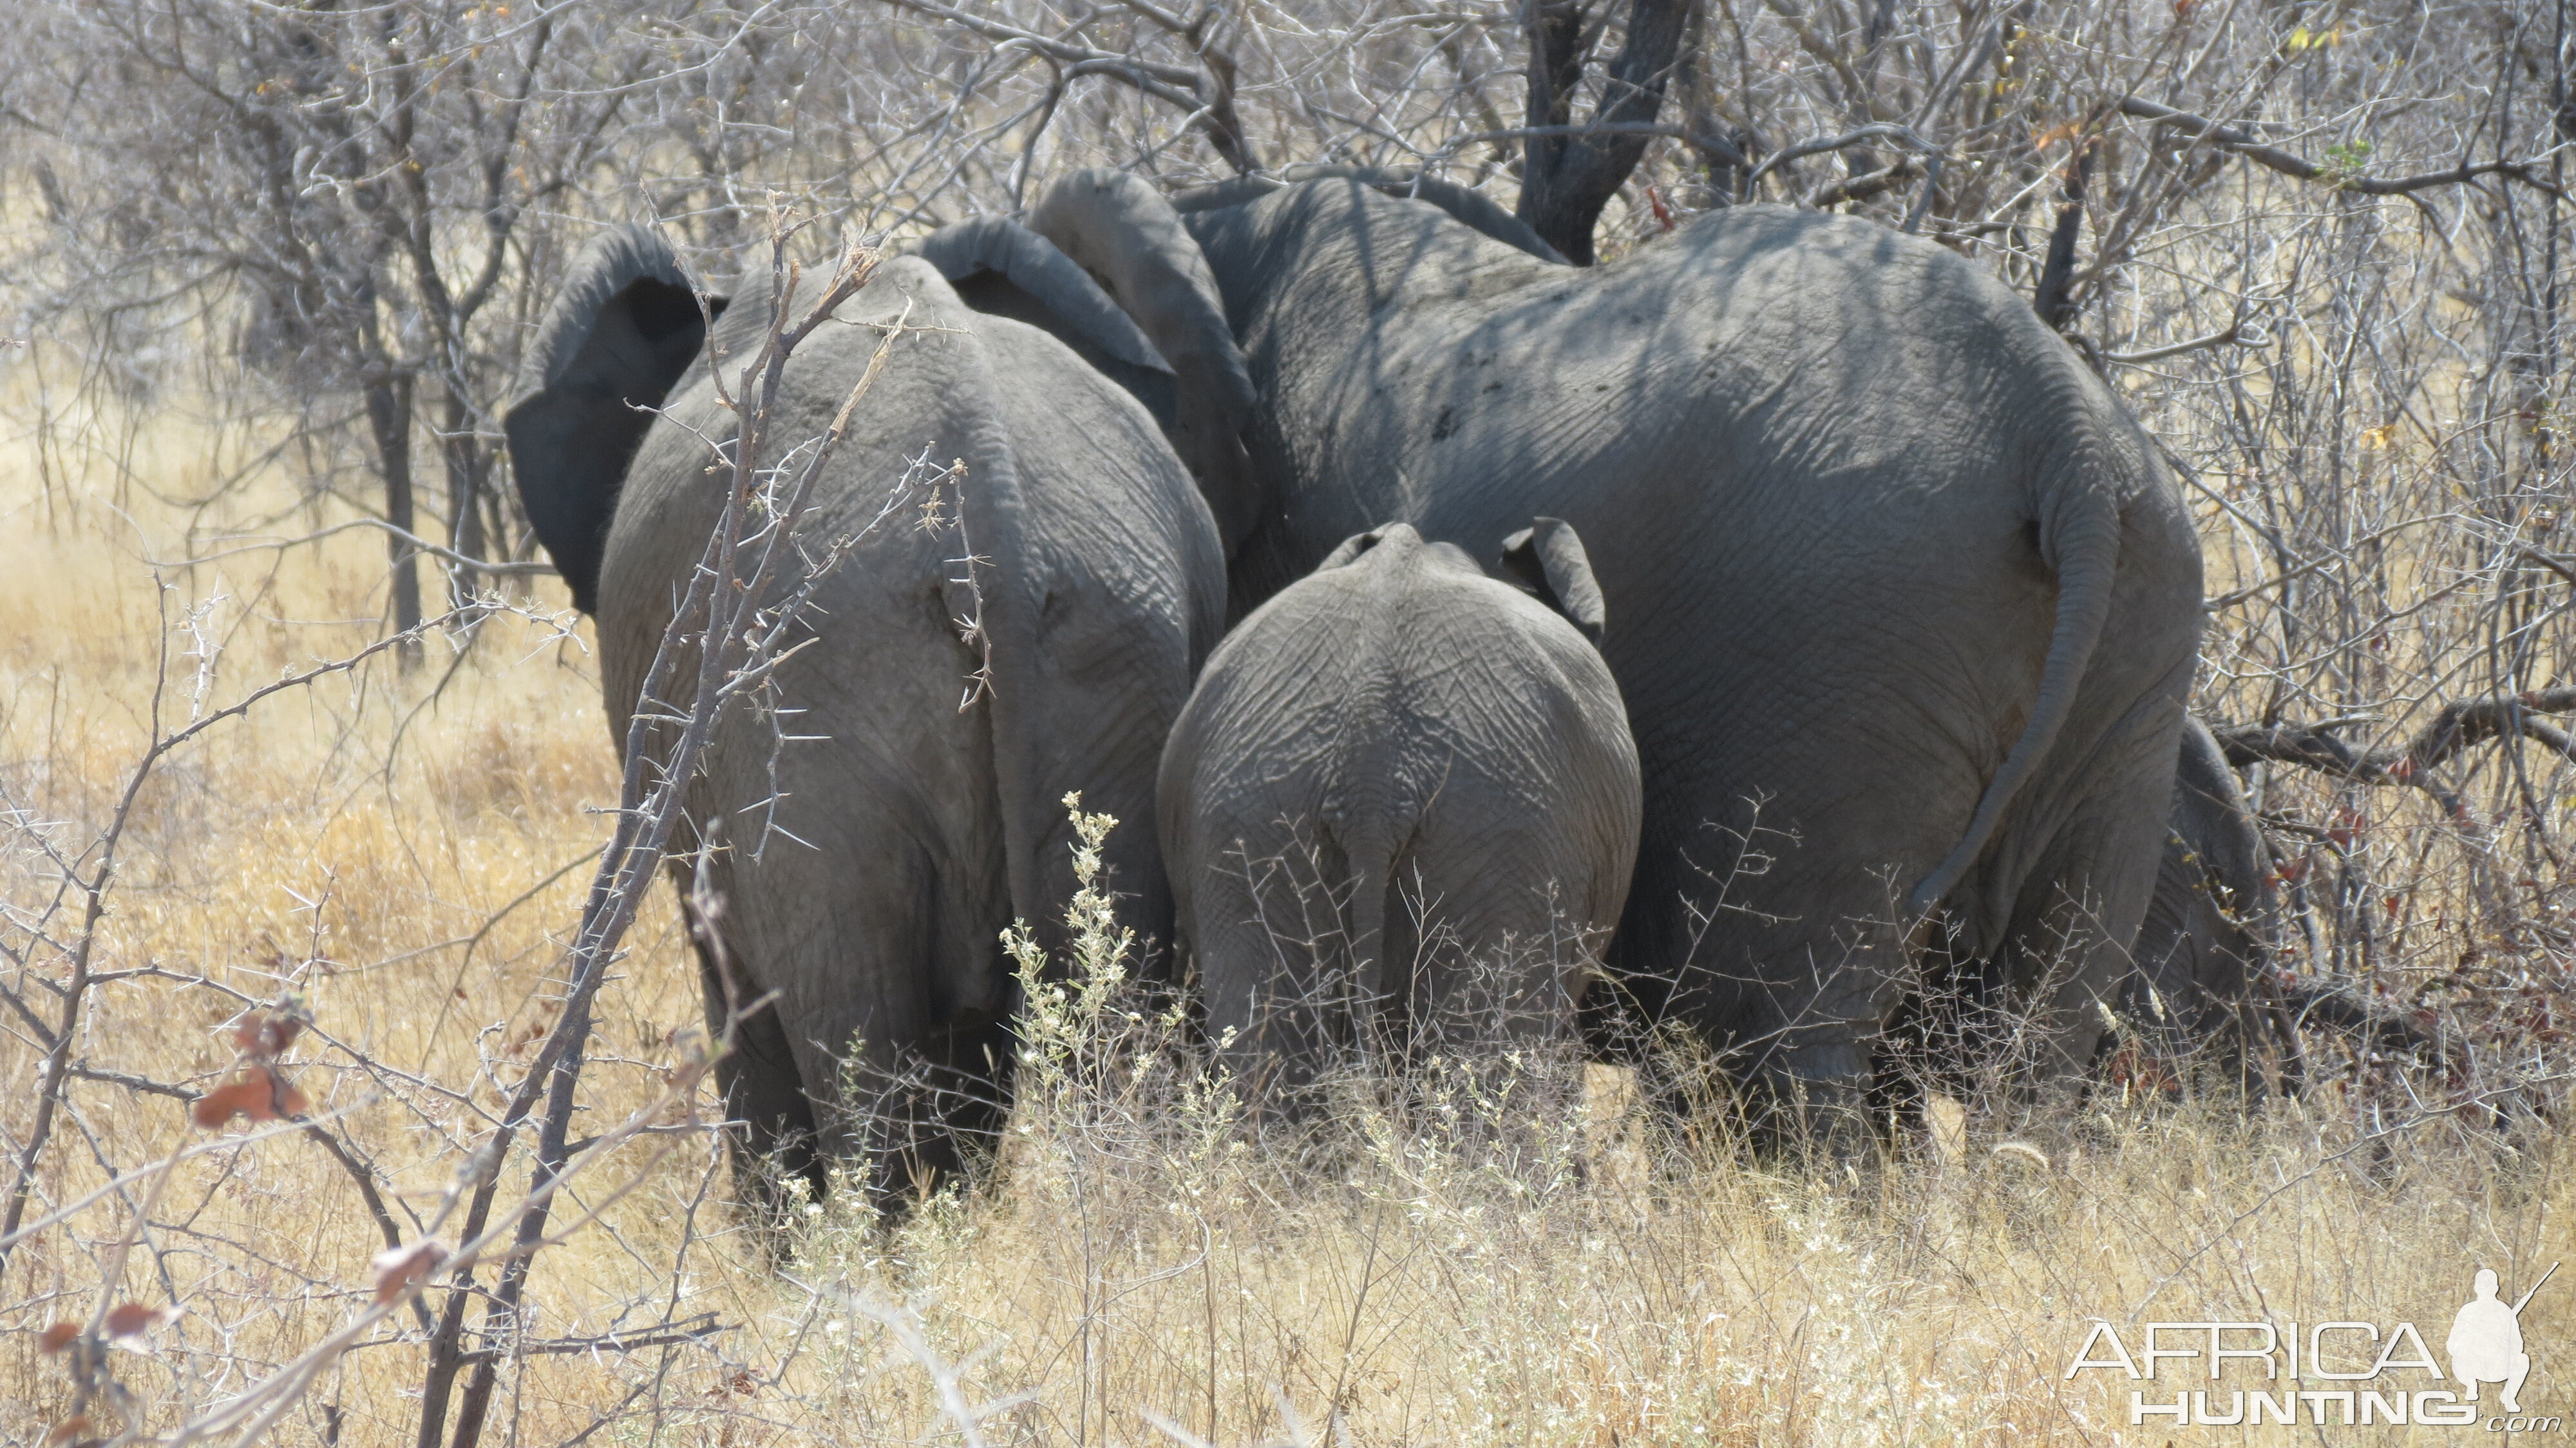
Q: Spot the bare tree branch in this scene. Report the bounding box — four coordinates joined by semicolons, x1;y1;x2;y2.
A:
2119;96;2563;197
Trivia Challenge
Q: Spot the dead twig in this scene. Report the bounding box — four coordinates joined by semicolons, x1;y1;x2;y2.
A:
2118;96;2563;198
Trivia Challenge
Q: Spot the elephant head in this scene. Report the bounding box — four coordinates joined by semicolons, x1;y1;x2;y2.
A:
1019;166;1564;566
1170;164;1569;264
911;214;1179;427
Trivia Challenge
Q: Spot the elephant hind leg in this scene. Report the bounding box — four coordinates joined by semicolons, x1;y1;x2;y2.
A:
814;843;1021;1211
857;1011;1018;1203
685;891;826;1230
1978;776;2179;1127
1869;911;1999;1138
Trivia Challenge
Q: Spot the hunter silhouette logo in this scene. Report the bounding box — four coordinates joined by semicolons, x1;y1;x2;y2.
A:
2066;1262;2559;1431
2452;1264;2552;1415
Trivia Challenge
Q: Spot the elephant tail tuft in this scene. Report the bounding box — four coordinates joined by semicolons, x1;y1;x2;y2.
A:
1904;452;2126;922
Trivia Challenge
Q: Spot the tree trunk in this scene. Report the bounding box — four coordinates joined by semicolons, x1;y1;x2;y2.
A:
366;370;422;671
2032;140;2096;331
1517;0;1696;265
1673;3;1743;208
439;386;490;615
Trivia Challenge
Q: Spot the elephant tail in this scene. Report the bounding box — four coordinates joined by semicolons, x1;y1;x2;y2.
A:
1342;817;1404;1062
1905;460;2126;921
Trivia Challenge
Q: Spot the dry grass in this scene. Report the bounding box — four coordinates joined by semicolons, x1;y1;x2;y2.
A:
3;382;2571;1447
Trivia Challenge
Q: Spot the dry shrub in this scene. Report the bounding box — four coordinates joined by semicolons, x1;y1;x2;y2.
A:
747;845;2573;1447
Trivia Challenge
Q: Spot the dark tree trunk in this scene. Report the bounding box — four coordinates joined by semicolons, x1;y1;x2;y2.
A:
366;369;422;670
2032;140;2096;332
1672;3;1745;208
1517;0;1696;265
439;386;490;613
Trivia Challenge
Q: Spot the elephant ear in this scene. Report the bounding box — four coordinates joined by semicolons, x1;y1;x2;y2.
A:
504;225;724;614
1279;165;1570;265
913;217;1170;374
1499;517;1607;645
1027;169;1262;557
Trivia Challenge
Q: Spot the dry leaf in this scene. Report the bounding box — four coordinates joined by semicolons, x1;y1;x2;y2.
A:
190;1075;266;1129
189;1066;308;1129
370;1239;451;1303
269;1066;312;1118
38;1321;77;1353
231;1007;306;1059
46;1415;92;1445
102;1301;173;1340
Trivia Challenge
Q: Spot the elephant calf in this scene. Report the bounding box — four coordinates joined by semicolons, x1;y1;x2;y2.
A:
1159;519;1641;1102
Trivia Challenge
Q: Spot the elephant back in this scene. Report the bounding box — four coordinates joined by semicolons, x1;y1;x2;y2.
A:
1164;523;1638;917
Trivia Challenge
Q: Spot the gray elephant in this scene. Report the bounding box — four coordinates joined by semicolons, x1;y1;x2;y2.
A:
505;222;1224;1204
1025;167;2204;1130
1900;716;2287;1110
2118;716;2284;1092
1159;518;1641;1103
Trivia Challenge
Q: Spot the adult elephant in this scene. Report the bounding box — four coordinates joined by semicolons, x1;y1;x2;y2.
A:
506;222;1224;1204
1027;169;2204;1130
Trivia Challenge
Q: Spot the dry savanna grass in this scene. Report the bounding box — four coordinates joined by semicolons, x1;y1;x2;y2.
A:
0;377;2568;1447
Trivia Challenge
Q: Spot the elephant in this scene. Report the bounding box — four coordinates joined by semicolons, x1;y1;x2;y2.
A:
1024;167;2205;1134
1158;518;1641;1105
2116;714;2285;1094
505;221;1224;1205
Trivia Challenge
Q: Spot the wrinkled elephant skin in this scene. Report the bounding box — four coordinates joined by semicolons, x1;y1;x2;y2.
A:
1160;520;1641;1105
1036;174;2204;1125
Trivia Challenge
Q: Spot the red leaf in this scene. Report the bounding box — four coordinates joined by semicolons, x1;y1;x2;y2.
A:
38;1322;77;1353
267;1066;310;1119
46;1415;92;1444
231;1009;305;1060
191;1076;266;1129
189;1066;307;1129
102;1301;172;1341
